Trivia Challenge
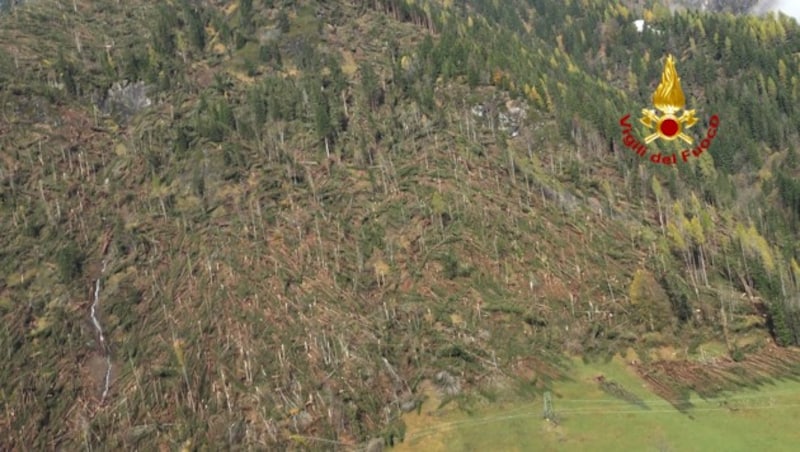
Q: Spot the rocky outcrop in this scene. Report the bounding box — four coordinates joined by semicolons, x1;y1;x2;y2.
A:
101;80;152;124
471;98;527;138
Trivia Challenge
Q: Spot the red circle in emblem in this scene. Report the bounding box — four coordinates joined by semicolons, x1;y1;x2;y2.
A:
660;118;679;137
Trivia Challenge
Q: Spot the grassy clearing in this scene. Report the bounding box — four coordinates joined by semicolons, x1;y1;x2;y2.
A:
395;355;800;452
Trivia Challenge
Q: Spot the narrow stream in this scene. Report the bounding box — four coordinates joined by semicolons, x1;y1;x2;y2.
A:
90;259;112;401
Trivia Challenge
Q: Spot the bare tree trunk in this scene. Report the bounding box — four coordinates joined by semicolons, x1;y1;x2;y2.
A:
700;246;709;287
721;305;732;354
686;250;699;295
655;195;664;235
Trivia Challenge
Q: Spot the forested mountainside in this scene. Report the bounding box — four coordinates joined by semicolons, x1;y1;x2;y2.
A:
2;0;800;449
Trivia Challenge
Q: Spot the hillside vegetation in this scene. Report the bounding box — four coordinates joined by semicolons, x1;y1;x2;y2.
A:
1;0;800;449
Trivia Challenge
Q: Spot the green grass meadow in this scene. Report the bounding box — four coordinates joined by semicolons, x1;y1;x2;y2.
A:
396;356;800;452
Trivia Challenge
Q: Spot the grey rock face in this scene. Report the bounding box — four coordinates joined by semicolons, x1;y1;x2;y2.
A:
102;80;152;123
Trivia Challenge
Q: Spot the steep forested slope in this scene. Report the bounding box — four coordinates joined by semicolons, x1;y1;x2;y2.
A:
1;0;800;449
